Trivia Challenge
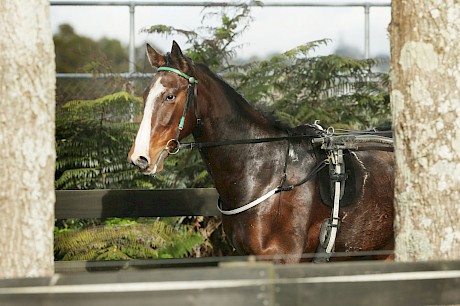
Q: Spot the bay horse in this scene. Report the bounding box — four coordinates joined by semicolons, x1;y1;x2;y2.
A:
128;41;394;263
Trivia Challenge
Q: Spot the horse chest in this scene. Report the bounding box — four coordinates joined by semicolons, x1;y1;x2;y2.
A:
221;201;312;257
222;214;279;255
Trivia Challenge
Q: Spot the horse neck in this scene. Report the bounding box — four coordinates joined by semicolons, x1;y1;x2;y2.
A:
192;68;288;207
193;68;283;142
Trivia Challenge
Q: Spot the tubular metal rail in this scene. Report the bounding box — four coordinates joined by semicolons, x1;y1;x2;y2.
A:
312;134;394;150
50;0;391;74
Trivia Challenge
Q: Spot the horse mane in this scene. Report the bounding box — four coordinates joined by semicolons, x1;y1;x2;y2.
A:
195;63;298;133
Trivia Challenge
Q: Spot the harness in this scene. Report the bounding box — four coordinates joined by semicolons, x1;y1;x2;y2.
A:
155;66;393;262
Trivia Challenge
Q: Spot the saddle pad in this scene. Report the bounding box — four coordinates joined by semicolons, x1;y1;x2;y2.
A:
315;149;364;208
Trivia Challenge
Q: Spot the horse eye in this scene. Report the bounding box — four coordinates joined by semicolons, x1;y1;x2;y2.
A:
165;95;176;101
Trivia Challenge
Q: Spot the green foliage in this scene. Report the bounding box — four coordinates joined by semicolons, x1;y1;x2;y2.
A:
55;91;154;189
144;4;390;130
54;220;204;260
54;24;152;105
229;42;391;129
142;1;262;71
54;24;128;73
153;140;213;188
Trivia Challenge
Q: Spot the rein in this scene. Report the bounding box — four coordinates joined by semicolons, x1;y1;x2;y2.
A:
179;135;317;150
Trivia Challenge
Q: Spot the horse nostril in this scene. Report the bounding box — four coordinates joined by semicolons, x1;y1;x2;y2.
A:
133;156;149;171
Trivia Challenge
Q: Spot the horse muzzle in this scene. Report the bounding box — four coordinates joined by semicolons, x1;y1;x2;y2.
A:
131;155;149;171
130;148;168;176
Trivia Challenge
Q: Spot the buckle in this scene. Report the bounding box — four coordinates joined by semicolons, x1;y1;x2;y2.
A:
165;139;180;155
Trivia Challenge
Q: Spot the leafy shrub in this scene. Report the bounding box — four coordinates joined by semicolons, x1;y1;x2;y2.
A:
55;91;155;189
55;219;204;260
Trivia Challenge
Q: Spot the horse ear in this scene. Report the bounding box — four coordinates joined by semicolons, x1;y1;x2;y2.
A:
146;44;166;68
170;40;189;72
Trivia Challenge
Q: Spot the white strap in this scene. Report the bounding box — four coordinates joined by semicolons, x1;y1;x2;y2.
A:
325;149;343;254
326;180;341;253
217;188;279;216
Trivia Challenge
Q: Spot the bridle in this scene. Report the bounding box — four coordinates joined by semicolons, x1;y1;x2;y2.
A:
156;66;200;156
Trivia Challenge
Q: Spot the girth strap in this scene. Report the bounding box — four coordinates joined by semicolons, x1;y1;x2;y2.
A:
314;148;346;262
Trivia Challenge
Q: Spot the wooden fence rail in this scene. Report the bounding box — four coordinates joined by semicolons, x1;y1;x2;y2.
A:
14;189;455;305
1;260;459;305
55;188;220;218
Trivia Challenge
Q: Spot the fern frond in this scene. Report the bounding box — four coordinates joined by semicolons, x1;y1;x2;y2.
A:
55;221;205;260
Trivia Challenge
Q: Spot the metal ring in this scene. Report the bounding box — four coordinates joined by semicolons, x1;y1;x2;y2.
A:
165;139;180;155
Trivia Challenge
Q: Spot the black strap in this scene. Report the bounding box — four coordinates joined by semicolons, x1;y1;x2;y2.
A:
193;84;201;128
277;140;291;189
180;133;326;193
276;159;328;192
179;134;316;150
173;82;200;142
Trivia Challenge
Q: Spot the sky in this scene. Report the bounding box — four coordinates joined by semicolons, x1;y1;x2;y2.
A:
50;0;391;61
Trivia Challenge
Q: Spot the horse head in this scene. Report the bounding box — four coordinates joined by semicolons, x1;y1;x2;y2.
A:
128;41;199;175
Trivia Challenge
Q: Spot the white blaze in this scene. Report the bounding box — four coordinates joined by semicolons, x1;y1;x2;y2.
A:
130;78;165;165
